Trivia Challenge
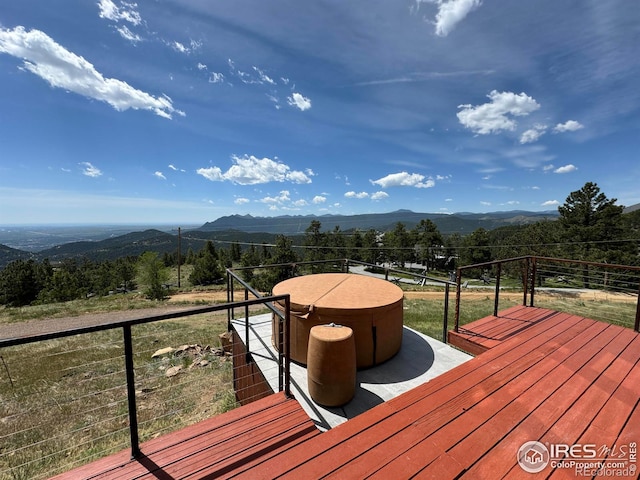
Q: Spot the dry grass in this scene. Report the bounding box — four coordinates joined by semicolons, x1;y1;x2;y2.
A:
0;311;235;480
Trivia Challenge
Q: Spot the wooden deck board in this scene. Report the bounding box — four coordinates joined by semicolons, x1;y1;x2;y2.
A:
248;312;597;479
52;392;320;480
363;318;613;479
242;310;639;479
449;305;561;354
451;324;636;479
52;307;640;480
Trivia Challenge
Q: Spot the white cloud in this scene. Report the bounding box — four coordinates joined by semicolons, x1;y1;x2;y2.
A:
425;0;483;37
154;171;166;180
554;164;578;174
520;124;548;144
267;94;281;109
234;197;250;205
371;171;435;189
345;191;370;199
116;25;141;43
542;200;560;207
97;0;142;26
209;72;225;84
196;166;224;182
167;39;201;55
0;26;184;119
172;41;187;54
196;155;312;185
543;164;555;172
287;92;312;111
253;66;275;85
371;191;389;201
79;162;102;177
553;120;584;133
197;63;207;71
313;195;327;204
457;90;540;135
260;190;291;204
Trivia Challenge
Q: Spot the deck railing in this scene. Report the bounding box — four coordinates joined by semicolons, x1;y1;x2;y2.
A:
1;259;452;479
227;258;454;343
0;295;290;480
454;255;640;334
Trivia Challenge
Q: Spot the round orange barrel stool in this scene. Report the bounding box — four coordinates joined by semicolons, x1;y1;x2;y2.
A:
307;324;356;407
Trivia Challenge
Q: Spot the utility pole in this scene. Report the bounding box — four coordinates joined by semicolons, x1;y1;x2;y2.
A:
177;227;181;288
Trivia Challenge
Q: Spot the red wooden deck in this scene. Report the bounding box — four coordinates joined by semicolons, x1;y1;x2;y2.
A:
448;304;559;355
51;392;320;480
54;307;640;479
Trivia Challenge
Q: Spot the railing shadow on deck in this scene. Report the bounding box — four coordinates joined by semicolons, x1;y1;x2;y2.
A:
453;255;640;335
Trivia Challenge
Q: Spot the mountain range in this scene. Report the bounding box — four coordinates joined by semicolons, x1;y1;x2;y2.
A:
0;209;562;268
197;209;560;236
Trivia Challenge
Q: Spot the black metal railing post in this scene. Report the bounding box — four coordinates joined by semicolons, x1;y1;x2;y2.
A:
443;282;450;343
530;257;537;307
454;268;462;333
635;281;640;333
123;324;140;459
494;262;502;316
523;257;530;306
277;311;284;394
284;295;292;397
244;288;251;363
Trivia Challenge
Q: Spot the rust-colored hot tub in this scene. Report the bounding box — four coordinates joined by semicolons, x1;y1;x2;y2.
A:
272;273;403;368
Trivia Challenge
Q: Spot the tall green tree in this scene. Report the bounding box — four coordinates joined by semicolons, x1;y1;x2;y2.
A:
138;251;170;300
558;182;624;259
253;235;299;292
460;228;492;276
230;241;242;262
0;259;49;306
189;241;224;286
304;220;328;269
384;222;413;267
346;230;364;261
361;229;380;265
412;219;444;271
558;182;628;286
114;257;137;292
328;225;346;260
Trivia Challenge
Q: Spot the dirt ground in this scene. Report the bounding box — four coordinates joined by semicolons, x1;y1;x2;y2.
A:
168;288;638;304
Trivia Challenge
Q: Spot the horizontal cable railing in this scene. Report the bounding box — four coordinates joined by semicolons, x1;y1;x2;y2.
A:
227;258;454;343
454;256;640;334
0;296;289;480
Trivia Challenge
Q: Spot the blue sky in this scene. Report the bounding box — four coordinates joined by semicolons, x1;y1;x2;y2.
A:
1;1;639;225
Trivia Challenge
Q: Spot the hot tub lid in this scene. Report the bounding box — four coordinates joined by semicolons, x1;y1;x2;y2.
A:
272;273;403;315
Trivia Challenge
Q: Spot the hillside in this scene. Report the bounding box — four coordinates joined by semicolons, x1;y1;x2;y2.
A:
36;230;206;263
0;244;33;267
